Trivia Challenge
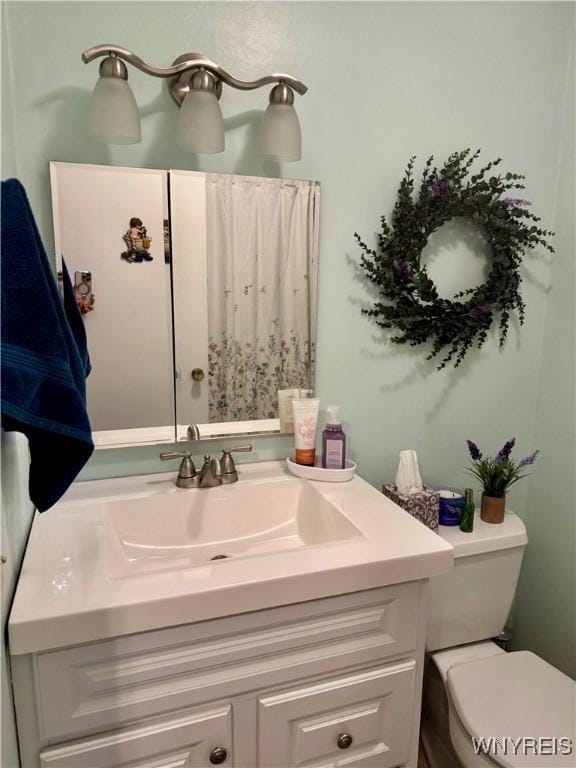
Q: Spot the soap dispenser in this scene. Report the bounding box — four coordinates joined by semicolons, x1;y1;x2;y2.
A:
322;406;347;469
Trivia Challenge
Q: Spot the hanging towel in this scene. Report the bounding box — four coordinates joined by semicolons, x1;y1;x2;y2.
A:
1;178;94;511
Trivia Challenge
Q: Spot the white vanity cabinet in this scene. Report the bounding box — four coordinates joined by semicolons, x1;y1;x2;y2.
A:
12;581;427;768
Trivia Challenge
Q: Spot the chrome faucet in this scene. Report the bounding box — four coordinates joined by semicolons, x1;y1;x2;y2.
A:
160;444;253;489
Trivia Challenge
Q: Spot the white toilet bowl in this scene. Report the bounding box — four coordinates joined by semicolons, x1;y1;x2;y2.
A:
423;641;576;767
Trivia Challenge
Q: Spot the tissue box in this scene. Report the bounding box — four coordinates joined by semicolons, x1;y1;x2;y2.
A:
382;484;439;532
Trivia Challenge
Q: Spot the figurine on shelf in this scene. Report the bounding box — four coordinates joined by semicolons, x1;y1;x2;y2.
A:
121;217;153;263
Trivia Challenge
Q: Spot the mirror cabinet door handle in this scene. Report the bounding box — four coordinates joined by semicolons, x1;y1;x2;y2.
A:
191;368;205;382
209;747;228;764
337;733;353;750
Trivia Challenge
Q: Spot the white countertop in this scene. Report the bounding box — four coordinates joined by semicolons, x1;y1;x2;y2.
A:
9;461;453;655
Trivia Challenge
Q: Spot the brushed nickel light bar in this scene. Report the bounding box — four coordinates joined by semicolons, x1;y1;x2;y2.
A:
82;44;308;160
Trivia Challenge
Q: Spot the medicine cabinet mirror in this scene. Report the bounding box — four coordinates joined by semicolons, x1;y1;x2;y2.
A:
50;162;320;448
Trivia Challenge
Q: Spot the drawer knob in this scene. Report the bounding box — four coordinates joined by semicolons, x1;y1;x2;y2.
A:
337;733;353;750
209;747;228;764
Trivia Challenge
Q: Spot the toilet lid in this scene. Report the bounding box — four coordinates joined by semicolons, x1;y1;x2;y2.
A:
447;651;576;768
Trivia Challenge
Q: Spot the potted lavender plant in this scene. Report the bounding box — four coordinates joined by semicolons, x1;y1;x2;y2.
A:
466;439;539;523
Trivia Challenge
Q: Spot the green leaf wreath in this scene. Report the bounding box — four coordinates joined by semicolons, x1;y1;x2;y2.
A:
355;149;555;369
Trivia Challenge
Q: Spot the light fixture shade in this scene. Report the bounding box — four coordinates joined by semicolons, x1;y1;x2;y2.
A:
177;89;224;153
258;103;302;162
87;76;141;144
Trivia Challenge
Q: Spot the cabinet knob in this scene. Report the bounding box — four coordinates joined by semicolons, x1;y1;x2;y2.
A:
191;368;205;382
209;747;228;764
337;733;353;750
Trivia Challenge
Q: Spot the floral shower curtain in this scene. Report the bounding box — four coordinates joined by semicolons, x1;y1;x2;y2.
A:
206;174;319;422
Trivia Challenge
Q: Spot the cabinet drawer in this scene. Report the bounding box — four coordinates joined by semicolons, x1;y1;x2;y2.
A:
257;661;416;767
34;583;420;741
39;703;232;768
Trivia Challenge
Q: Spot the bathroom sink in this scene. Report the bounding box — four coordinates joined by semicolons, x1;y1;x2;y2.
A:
9;461;454;653
105;477;362;577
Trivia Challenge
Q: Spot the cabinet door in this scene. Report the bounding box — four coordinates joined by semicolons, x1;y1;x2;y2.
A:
39;704;232;768
258;662;415;768
50;162;175;437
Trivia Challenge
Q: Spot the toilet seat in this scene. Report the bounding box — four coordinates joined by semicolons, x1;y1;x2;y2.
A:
446;651;576;767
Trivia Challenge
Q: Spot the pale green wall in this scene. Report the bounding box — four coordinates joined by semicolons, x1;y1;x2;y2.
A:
512;40;575;678
3;1;572;498
0;5;573;740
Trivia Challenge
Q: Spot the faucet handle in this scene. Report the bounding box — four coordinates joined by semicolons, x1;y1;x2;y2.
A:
160;451;197;480
160;451;192;461
220;444;253;483
223;444;253;454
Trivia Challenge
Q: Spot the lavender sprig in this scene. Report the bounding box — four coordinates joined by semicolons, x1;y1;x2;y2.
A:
518;450;540;468
466;439;482;461
495;438;516;464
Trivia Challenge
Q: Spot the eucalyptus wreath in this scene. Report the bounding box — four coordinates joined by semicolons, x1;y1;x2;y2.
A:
355;149;555;369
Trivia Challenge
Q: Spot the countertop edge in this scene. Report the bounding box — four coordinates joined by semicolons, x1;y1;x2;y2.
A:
9;548;453;655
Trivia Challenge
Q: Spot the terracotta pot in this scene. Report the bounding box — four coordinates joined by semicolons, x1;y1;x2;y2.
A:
481;494;506;524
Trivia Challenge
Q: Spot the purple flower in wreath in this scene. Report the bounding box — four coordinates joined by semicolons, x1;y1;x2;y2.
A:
495;437;516;464
393;260;412;281
469;304;492;319
466;439;482;461
502;198;531;206
518;450;540;468
431;178;449;196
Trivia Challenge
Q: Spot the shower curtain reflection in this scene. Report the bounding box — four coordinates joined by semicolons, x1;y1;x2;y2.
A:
206;174;319;422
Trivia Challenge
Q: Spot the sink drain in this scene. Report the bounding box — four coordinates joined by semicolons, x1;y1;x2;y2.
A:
210;554;230;561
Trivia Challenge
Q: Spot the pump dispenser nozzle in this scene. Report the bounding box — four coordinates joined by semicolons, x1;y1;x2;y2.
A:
326;405;341;425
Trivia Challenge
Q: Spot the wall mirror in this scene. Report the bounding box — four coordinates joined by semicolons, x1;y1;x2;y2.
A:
50;162;320;448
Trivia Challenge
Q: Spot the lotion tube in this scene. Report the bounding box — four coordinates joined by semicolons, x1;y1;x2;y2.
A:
292;398;320;465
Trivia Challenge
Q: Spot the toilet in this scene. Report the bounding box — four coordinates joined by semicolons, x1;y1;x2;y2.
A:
421;513;576;768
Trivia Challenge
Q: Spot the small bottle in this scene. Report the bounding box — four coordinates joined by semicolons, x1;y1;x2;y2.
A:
322;406;346;469
460;488;475;533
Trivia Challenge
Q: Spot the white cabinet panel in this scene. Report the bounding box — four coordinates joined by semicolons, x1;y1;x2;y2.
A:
39;704;232;768
34;584;418;741
258;662;416;768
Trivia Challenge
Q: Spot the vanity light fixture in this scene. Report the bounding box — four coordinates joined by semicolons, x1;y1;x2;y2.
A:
82;45;308;160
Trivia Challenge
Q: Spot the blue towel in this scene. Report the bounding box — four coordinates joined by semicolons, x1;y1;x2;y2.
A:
1;179;94;511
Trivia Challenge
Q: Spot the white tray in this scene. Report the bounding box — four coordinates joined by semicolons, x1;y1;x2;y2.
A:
286;457;356;482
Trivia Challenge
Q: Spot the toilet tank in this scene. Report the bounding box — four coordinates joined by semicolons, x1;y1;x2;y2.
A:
426;513;527;651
